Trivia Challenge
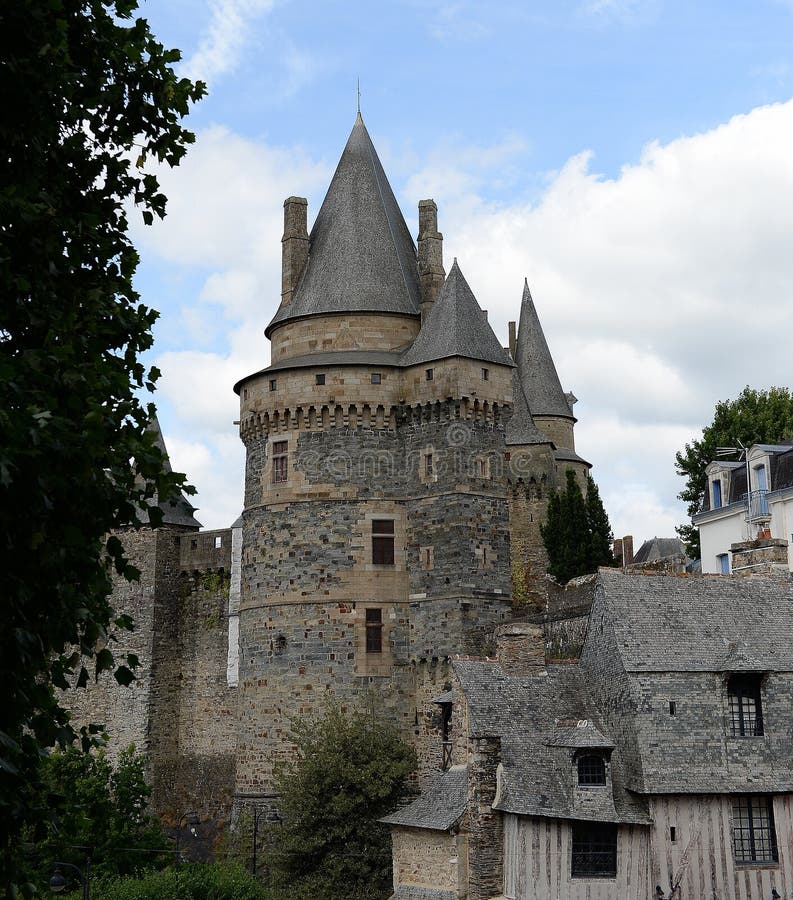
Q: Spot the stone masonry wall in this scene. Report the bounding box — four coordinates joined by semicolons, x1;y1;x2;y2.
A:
390;826;462;894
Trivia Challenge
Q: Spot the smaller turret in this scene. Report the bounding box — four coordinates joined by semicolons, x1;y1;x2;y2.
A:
417;199;445;321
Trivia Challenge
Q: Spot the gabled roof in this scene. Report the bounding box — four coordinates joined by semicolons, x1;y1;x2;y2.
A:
454;660;649;825
400;260;514;368
594;569;793;672
505;370;550;446
515;281;573;420
266;114;420;337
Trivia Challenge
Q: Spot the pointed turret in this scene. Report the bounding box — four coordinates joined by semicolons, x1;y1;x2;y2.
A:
266;113;420;337
505;371;550;446
515;280;573;420
400;260;513;368
142;414;202;530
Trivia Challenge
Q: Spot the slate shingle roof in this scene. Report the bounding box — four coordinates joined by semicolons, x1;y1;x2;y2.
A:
141;415;202;530
597;569;793;672
266;114;420;337
454;660;649;825
400;261;515;369
631;537;686;564
515;281;573;420
380;766;467;831
505;370;550;446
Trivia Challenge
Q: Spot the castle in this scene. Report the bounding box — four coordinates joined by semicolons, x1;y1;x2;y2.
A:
65;113;591;837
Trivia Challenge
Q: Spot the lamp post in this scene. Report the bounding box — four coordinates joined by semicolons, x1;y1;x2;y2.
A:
250;805;266;878
50;859;90;900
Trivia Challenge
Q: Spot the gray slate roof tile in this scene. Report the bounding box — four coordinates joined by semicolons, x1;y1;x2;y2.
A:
266;114;420;336
505;370;550;446
596;569;793;672
515;281;574;420
381;766;467;831
400;261;515;369
454;660;649;825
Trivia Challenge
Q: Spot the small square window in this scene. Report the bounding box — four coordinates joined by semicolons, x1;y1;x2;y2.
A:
269;379;277;391
365;608;383;654
481;367;489;381
577;754;606;786
315;373;325;385
426;368;434;381
732;796;778;864
371;373;381;384
372;519;395;566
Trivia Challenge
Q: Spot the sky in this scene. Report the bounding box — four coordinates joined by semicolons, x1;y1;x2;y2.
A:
132;0;793;548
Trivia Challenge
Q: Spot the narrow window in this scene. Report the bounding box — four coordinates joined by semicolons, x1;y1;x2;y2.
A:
577;754;606;786
269;379;277;391
670;826;677;843
732;796;778;864
426;368;434;381
669;701;676;716
476;457;488;477
272;440;288;484
481;546;488;567
425;453;433;476
315;373;325;385
424;547;434;569
755;464;768;492
718;553;730;575
365;608;383;654
571;822;617;878
712;479;722;508
372;519;395;566
728;674;763;736
371;373;381;384
481;367;489;381
214;535;222;549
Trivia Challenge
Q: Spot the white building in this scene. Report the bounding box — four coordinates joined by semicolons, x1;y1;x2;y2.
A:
694;441;793;574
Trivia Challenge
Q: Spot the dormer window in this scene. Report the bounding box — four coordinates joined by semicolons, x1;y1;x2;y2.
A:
712;479;723;509
577;754;607;786
754;464;768;492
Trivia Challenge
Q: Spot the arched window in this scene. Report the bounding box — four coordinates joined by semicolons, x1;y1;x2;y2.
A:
577;754;606;786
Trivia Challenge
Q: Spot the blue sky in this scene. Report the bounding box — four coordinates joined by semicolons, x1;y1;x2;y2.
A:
133;0;793;545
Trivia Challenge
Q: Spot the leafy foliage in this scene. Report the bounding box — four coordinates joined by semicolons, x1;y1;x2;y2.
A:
675;386;793;557
57;864;272;900
27;746;169;888
0;0;203;889
267;700;417;899
541;471;616;584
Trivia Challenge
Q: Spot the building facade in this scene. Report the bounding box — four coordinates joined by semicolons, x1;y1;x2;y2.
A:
694;441;793;574
385;570;793;900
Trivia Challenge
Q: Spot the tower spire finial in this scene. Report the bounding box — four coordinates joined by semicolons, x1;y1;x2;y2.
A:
357;77;361;115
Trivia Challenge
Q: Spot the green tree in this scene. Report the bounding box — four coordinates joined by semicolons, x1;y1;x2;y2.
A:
541;470;615;584
675;386;793;557
29;746;168;887
0;0;204;889
267;700;417;899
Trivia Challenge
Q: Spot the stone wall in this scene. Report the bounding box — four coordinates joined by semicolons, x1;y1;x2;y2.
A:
465;736;503;900
390;826;462;894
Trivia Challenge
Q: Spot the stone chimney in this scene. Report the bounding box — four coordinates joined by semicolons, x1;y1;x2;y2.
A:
281;196;309;307
730;537;790;576
494;621;545;675
614;538;623;568
508;321;517;359
417;199;445;321
622;535;634;566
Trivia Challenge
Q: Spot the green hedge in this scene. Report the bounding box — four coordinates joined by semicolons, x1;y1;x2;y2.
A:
74;863;272;900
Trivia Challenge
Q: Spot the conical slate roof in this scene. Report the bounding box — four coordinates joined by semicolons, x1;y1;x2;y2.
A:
141;415;202;530
515;281;573;419
266;114;420;336
400;260;514;368
505;370;551;446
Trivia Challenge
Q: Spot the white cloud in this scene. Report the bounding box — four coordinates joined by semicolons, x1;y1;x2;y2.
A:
180;0;276;84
